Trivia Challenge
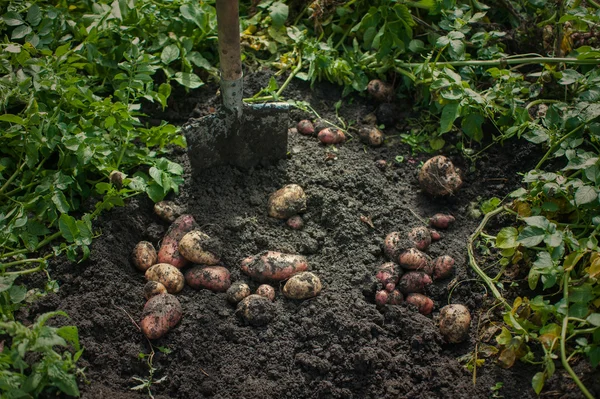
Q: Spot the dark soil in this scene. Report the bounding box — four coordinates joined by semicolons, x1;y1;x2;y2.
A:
26;72;593;398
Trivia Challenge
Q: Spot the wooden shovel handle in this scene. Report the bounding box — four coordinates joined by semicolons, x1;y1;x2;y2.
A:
216;0;242;81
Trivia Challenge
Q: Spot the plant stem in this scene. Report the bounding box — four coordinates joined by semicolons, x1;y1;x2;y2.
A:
0;257;47;271
536;124;585;169
1;231;62;259
3;266;43;276
560;274;594;399
0;161;25;195
245;52;303;103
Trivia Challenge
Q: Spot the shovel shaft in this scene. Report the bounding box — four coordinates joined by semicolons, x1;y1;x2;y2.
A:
216;0;242;81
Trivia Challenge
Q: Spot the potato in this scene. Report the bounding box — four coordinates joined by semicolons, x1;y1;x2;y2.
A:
286;215;304;230
297;120;315;136
429;213;456;229
375;160;387;170
405;293;434;315
268;184;307;219
419;156;463;196
145;263;185;294
140;293;182;340
430;229;443;241
397;271;432;294
313;119;329;134
143;281;167;300
433;255;455;280
157;214;197;268
375;290;389;306
256;284;276;301
367;79;393;103
376;262;400;292
185;266;231;292
154;201;185;223
398;248;431;274
317;128;346;145
178;230;220;265
109;170;125;189
408;226;432;251
282;272;322;300
384;232;410;261
439;304;471;343
226;282;252;304
236;294;276;326
132;241;157;272
388;289;403;305
358;126;384;147
241;251;308;282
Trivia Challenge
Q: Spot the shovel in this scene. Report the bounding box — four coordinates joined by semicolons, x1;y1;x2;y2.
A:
183;0;289;170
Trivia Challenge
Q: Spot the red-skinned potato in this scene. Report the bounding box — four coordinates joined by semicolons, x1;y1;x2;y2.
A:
397;271;432;294
398;248;431;274
367;79;393;103
157;214;197;268
375;290;389;306
388;289;403;305
297;120;315;136
236;294;276;326
433;255;455;280
286;215;304;230
132;241;157;272
226;282;251;304
430;229;443;241
439;304;471;343
419;156;463;196
145;263;185;294
376;262;401;292
408;226;432;251
429;213;456;229
268;184;307;219
143;281;167;300
241;251;308;282
282;272;322;300
178;230;220;265
154;201;185;223
318;128;346;145
384;232;410;261
256;284;276;301
313;119;329;134
359;126;384;147
185;266;231;292
140;293;182;340
405;293;434;315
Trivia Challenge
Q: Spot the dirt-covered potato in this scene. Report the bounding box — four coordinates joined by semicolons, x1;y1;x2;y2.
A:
140;293;182;340
256;284;275;301
297;120;315;136
375;160;387;170
408;226;432;251
418;156;463;196
398;248;431;273
178;230;220;265
143;281;167;300
282;272;322;300
145;263;185;294
429;213;456;229
367;79;393;103
313;119;329;134
317;128;346;145
268;184;307;219
405;293;434;315
185;266;231;292
384;232;410;261
358;126;384;147
397;271;432;294
286;215;304;230
109;170;125;189
236;294;276;326
388;289;403;305
430;229;443;241
439;304;471;343
376;262;401;292
157;214;197;268
241;251;308;282
132;241;157;272
375;290;389;306
226;281;251;304
433;255;455;280
154;201;185;223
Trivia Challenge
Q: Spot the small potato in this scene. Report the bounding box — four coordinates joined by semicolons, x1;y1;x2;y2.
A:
430;229;443;241
109;170;125;189
226;282;252;304
313;119;329;134
140;293;182;340
157;214;197;268
282;272;322;300
384;232;410;261
185;266;231;292
367;79;393;103
375;160;387;170
286;215;304;230
398;248;431;274
297;120;315;136
256;284;276;301
178;230;220;265
408;226;432;251
388;289;403;305
236;294;276;326
143;281;167;300
145;263;185;294
375;290;389;306
433;255;455;280
241;251;308;282
419;156;463;196
376;262;400;292
132;241;157;272
268;184;307;219
154;201;185;223
405;293;434;315
359;126;384;147
317;128;346;145
439;304;471;343
429;213;456;229
397;271;432;294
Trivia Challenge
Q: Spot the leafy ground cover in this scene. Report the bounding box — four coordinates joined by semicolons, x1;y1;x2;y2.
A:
1;0;599;397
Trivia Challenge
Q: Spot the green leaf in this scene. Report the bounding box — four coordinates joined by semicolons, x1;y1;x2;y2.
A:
3;12;24;26
52;191;70;214
558;69;583;85
440;102;459;133
0;114;26;125
57;325;80;351
58;214;77;243
496;227;519;249
180;3;206;29
161;44;180;65
517;226;546;247
146;183;166;202
173;72;204;89
0;275;18;293
532;372;545;395
587;313;600;327
462;113;484;142
574;186;597;206
569;284;593;303
269;2;289;28
533;251;554;269
26;5;42;26
522;216;549;230
12;25;32;40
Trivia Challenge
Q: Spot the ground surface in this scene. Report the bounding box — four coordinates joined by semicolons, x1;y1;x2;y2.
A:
26;73;593;398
